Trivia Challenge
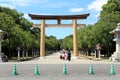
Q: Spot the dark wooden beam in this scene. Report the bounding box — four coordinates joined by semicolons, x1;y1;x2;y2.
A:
57;19;61;24
28;13;90;20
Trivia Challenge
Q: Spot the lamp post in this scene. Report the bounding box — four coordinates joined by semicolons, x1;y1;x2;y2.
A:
0;30;6;62
96;43;101;60
16;46;21;60
110;23;120;62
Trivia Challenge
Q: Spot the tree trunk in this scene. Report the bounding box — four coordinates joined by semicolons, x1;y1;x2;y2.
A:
22;51;25;58
26;51;28;57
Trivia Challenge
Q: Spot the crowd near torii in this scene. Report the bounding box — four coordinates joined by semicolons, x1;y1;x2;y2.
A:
59;49;71;61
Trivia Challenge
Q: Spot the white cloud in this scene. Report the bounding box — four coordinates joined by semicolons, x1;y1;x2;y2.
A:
88;0;108;11
0;0;75;8
70;8;84;12
11;0;48;6
95;13;100;18
42;2;76;8
9;0;31;6
23;14;31;19
0;0;48;7
0;3;15;9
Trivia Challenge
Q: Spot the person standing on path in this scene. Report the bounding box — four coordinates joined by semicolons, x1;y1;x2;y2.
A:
67;50;71;61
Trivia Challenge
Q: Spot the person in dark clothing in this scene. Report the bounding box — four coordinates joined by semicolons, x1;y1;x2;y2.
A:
67;50;71;61
2;55;8;62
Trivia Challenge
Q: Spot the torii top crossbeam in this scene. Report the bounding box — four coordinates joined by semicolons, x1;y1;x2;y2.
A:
28;13;90;20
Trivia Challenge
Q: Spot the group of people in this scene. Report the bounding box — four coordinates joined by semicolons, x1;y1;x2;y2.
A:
59;49;71;61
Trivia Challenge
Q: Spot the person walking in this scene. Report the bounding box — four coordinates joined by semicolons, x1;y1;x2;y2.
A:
67;50;71;61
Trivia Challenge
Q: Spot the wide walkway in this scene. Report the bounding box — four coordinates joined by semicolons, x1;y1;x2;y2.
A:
0;52;120;80
1;52;120;64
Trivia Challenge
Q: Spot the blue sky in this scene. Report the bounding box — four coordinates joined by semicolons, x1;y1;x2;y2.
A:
0;0;108;39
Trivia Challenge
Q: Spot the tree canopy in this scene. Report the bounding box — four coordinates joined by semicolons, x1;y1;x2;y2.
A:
76;0;120;56
0;6;40;57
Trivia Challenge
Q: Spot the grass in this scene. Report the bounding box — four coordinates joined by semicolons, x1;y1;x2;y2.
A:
9;56;39;62
79;53;109;61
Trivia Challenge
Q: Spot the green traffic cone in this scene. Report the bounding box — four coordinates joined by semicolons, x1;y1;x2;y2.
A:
89;64;94;75
12;64;18;75
34;64;40;75
110;64;115;75
62;64;67;75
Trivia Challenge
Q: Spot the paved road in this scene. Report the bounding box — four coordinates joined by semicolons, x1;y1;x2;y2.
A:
1;52;119;64
0;52;120;80
0;64;120;80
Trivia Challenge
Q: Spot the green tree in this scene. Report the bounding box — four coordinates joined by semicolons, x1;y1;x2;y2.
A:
61;35;73;50
92;0;120;56
45;36;59;51
0;6;39;58
78;25;93;49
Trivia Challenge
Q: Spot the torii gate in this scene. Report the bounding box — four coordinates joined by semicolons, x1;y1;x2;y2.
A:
28;13;89;58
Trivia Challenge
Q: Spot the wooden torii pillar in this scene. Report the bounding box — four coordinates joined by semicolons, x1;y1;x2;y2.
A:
40;20;45;58
28;13;90;58
73;19;78;58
